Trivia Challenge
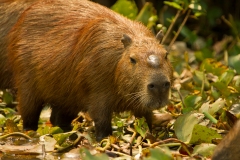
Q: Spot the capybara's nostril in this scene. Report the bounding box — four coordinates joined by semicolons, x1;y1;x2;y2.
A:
148;80;171;93
163;81;171;89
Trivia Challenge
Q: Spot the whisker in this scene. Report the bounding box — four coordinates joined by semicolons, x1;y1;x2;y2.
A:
125;91;143;107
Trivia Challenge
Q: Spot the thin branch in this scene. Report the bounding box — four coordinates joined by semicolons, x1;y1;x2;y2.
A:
0;132;32;140
169;9;191;49
221;15;233;28
162;10;181;44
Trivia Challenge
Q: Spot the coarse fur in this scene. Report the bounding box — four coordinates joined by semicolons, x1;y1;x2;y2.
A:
212;120;240;160
0;0;37;89
8;0;173;141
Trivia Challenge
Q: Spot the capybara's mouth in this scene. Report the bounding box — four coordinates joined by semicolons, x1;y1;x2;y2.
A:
144;96;170;109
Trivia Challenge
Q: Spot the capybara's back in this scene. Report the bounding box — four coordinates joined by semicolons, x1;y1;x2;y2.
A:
212;120;240;160
8;0;173;141
0;0;37;89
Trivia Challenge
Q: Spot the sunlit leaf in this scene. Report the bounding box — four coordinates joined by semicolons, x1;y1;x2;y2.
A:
219;69;235;85
194;48;213;61
183;95;202;108
37;126;63;136
189;124;222;144
233;75;240;92
135;2;156;26
164;1;183;10
134;117;149;138
199;98;225;115
211;86;221;100
145;147;173;160
0;114;6;127
174;112;204;142
212;81;231;97
111;0;138;20
200;59;227;76
229;54;240;74
193;70;210;89
194;11;205;17
192;143;216;157
2;91;13;105
0;107;16;117
53;131;76;146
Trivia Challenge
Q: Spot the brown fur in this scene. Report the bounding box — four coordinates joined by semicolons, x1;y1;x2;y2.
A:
212;120;240;160
0;0;37;89
7;0;173;141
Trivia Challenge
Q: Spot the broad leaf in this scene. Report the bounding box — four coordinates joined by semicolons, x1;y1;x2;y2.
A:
189;124;222;144
174;112;203;142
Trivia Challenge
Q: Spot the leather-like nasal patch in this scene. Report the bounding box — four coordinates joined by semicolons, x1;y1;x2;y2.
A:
147;55;160;68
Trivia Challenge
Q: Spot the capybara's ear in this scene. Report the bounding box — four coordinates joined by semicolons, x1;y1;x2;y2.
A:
156;30;164;44
121;34;132;48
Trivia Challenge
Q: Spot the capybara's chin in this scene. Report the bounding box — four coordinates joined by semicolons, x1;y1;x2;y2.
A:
143;93;170;110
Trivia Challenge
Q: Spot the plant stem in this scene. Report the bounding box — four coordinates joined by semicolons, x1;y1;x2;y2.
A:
169;9;191;49
203;112;218;124
162;10;181;44
0;132;32;140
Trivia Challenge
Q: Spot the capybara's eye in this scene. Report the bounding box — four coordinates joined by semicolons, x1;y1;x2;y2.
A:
130;57;136;64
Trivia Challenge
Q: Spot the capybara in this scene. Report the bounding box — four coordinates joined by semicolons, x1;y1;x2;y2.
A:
0;0;38;89
8;0;173;141
212;120;240;160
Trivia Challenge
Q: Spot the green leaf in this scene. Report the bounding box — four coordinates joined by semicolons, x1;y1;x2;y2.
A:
193;70;210;89
53;131;76;146
164;1;183;10
200;59;227;76
145;147;173;160
0;108;16;118
37;126;63;136
183;95;202;108
111;0;138;20
189;124;222;144
2;91;13;105
192;143;216;157
212;81;231;97
233;75;240;92
194;11;205;17
135;2;156;26
194;48;213;61
0;114;6;127
219;69;235;85
229;54;240;74
211;86;221;100
174;112;203;142
181;26;198;45
199;98;225;115
134;117;149;138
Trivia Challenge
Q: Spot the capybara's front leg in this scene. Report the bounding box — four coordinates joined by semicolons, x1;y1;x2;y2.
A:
50;106;78;131
94;117;112;142
17;88;43;131
89;106;112;141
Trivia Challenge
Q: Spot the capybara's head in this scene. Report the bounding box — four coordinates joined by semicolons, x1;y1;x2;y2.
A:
115;34;173;110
